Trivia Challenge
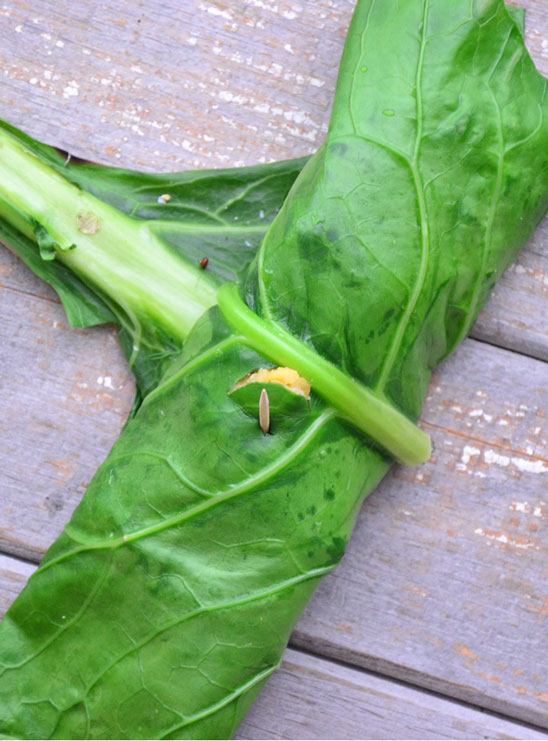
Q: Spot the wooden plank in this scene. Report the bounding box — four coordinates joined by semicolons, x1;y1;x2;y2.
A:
0;0;546;733
473;225;547;361
0;0;546;359
240;651;547;741
0;555;34;618
294;339;548;727
0;555;543;741
0;266;546;725
0;254;133;561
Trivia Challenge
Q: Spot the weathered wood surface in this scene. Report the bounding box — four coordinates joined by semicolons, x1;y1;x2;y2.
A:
472;231;547;361
0;555;34;619
0;555;543;741
0;251;134;560
295;336;548;726
240;651;547;740
0;0;546;359
1;247;546;726
0;0;547;737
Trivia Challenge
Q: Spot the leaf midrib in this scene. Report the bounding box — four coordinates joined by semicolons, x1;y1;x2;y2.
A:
374;0;431;394
38;410;336;573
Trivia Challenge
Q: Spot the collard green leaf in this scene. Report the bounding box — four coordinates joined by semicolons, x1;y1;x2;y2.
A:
507;5;525;34
248;0;548;420
60;155;308;284
0;120;305;395
0;1;547;740
0;306;387;739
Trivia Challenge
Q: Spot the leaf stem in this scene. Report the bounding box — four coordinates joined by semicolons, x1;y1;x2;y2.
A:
0;127;216;342
218;283;432;466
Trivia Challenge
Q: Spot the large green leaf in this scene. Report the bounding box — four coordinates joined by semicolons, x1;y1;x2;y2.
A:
248;0;547;419
0;307;387;738
0;119;305;395
0;1;546;739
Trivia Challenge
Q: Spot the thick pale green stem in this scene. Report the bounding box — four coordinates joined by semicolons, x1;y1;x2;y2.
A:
218;283;432;466
0;128;216;342
0;128;431;464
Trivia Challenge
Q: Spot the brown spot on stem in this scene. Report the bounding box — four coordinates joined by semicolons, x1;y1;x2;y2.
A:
77;211;100;235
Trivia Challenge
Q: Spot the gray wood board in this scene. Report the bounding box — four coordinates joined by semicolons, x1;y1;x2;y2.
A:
0;0;546;359
0;555;544;741
295;334;548;726
0;254;546;725
0;0;547;735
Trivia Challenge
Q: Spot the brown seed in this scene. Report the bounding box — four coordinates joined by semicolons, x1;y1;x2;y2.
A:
199;257;209;269
259;388;270;434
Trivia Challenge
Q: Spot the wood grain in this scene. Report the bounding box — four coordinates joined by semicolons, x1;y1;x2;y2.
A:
0;0;546;359
0;0;547;736
0;555;34;618
0;251;133;561
1;258;546;725
240;650;547;740
0;555;543;741
295;340;548;727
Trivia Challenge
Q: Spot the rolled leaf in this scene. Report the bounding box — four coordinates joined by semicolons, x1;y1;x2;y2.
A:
0;1;546;739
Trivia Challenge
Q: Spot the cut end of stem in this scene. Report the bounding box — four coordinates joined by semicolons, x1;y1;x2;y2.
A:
0;126;218;344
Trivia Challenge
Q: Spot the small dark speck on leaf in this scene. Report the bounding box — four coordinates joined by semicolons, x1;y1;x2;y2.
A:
327;536;345;561
324;488;335;501
199;257;209;270
331;142;348;156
